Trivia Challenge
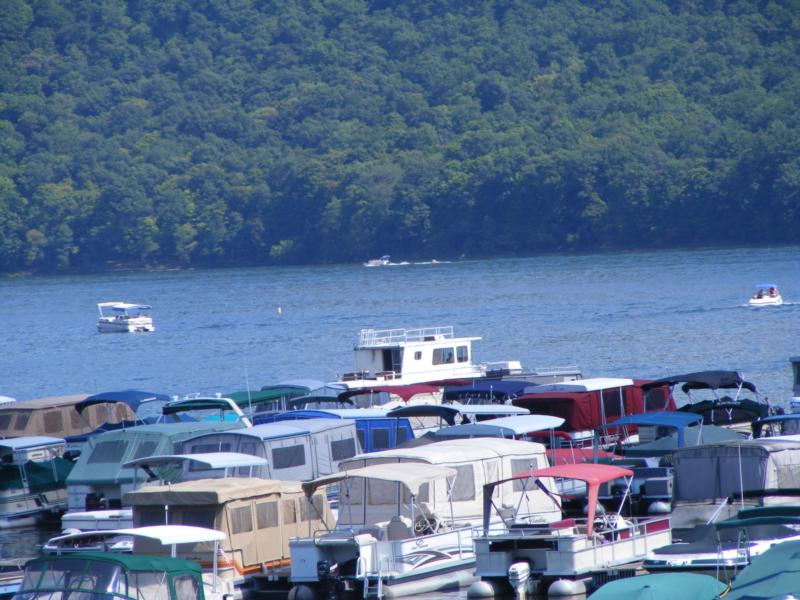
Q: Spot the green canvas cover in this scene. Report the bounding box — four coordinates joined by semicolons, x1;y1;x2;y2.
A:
26;457;73;492
0;458;73;492
225;388;307;409
726;538;800;599
23;552;202;575
589;573;726;599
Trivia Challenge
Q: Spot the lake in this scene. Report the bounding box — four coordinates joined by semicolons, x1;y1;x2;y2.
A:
2;245;800;565
4;246;799;403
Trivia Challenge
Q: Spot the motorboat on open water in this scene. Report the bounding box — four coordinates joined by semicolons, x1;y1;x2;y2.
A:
748;283;782;306
97;302;154;333
364;255;392;267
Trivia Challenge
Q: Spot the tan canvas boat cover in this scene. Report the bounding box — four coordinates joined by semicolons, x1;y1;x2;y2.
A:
124;477;298;506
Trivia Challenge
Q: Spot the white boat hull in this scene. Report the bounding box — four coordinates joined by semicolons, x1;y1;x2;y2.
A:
97;316;154;332
748;296;782;306
0;487;67;529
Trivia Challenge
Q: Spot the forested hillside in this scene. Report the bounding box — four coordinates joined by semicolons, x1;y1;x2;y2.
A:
1;0;798;272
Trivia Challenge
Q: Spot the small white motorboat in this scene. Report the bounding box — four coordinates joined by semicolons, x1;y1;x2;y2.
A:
364;254;392;267
97;301;154;332
748;283;782;306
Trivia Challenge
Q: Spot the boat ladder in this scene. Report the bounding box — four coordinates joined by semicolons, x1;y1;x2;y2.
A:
357;557;384;599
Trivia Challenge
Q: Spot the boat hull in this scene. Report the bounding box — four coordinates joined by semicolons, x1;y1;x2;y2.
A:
97;316;154;332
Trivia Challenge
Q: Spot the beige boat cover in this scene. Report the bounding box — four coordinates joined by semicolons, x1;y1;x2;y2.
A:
124;477;297;506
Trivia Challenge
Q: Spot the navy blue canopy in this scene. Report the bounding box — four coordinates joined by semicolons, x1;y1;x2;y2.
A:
76;390;170;415
605;412;702;430
641;370;757;393
443;379;531;402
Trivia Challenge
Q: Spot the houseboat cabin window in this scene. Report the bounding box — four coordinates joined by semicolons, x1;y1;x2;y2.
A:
283;499;297;524
414;351;422;360
433;348;455;365
139;508;166;526
457;346;469;363
240;441;258;456
356;430;366;450
0;415;10;429
256;501;278;528
451;464;475;501
300;494;324;520
173;574;200;600
88;440;127;463
231;505;253;534
70;410;83;428
511;458;539;492
132;441;158;460
15;414;29;430
272;444;305;469
181;509;215;529
331;437;357;461
44;411;63;434
371;428;390;450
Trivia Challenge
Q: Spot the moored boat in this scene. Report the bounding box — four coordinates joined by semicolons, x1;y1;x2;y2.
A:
469;463;672;599
0;436;74;528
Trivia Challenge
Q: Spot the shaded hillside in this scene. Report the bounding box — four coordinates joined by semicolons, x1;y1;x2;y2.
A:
1;0;798;272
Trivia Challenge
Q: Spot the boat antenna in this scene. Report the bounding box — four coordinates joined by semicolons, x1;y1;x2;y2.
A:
243;358;252;414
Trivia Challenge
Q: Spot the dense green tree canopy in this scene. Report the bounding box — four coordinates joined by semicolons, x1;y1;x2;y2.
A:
1;0;798;272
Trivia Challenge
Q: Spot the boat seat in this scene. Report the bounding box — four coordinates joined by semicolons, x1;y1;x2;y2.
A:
386;516;412;540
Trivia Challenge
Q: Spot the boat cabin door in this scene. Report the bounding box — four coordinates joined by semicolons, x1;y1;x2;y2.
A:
382;349;403;377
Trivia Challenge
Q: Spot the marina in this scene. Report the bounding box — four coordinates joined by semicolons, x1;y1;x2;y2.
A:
2;246;800;599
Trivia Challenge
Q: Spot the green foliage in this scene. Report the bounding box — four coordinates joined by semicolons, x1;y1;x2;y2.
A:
0;0;798;273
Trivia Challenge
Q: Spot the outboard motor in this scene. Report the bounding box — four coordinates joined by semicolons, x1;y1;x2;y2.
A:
508;561;531;600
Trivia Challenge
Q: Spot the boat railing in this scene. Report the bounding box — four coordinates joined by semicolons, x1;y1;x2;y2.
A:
479;515;670;540
357;326;455;347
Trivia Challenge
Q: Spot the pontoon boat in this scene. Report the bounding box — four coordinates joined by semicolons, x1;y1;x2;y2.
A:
97;301;154;332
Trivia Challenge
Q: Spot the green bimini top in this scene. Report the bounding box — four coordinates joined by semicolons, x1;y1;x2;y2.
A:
726;538;800;599
589;572;727;600
23;551;202;576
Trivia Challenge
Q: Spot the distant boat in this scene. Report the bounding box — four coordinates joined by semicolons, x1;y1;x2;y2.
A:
363;254;392;267
97;301;154;332
748;283;782;306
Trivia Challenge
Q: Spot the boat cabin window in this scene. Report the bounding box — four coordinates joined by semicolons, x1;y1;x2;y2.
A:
88;440;127;464
283;499;297;524
601;389;624;422
71;410;83;428
414;351;422;360
357;430;366;450
173;574;200;600
139;508;166;526
644;388;669;411
396;427;410;444
368;479;401;505
44;411;63;434
300;494;325;520
331;437;357;461
181;509;216;529
272;444;306;469
132;441;159;460
256;501;279;528
0;415;10;429
451;464;476;501
511;458;538;491
371;428;390;450
231;505;253;534
189;442;232;454
433;348;455;365
457;346;469;363
15;414;29;431
129;570;169;600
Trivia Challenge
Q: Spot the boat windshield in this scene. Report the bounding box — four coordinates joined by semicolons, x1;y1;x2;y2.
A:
16;558;172;600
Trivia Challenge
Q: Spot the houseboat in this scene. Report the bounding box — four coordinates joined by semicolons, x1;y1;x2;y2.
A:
97;301;154;332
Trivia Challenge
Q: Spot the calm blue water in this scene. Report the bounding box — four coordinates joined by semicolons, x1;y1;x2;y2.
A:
2;246;800;568
4;246;799;403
